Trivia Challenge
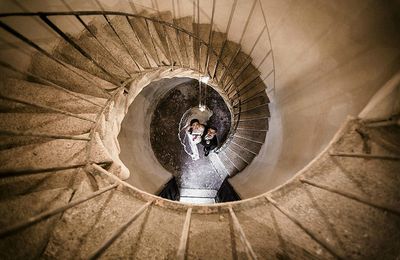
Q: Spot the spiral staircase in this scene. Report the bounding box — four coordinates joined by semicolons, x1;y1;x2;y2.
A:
0;1;400;259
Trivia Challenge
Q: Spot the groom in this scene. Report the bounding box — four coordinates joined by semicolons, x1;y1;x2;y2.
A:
201;126;218;156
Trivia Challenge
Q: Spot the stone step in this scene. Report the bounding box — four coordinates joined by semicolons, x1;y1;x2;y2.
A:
320;122;400;201
157;11;188;68
99;192;187;259
0;78;106;114
224;148;249;171
180;197;215;204
0;136;50;151
231;136;263;155
105;15;156;70
128;15;164;67
0;38;36;82
208;31;227;77
0;137;110;175
62;15;135;80
52;33;123;87
188;211;234;259
236;92;269;109
358;124;400;154
0;133;90;151
237;118;269;131
0;167;87;200
143;16;171;66
0;187;74;259
222;51;251;90
0;111;94;150
29;52;115;99
174;16;195;69
194;23;212;74
232;64;261;93
215;40;240;82
43;185;187;259
231;77;266;101
0;113;94;136
217;151;239;176
0;35;114;100
272;164;400;258
228;141;256;164
180;188;217;198
0;98;46;113
236;103;270;120
208;152;230;177
235;129;267;144
233;202;326;259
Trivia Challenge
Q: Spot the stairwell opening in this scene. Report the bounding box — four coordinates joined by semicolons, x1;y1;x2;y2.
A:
151;78;231;203
0;8;272;203
118;76;243;204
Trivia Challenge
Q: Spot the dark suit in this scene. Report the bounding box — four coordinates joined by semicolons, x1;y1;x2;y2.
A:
201;129;218;154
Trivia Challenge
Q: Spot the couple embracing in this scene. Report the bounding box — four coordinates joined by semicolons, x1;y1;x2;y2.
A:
186;119;218;160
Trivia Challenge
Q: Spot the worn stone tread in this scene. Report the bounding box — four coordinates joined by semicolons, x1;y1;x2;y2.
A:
217;151;239;176
0;78;105;114
237;117;269;131
174;16;195;68
231;136;263;155
235;129;267;144
0;187;74;260
225;147;249;170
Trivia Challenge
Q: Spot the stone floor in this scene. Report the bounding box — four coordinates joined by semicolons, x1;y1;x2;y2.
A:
150;79;231;193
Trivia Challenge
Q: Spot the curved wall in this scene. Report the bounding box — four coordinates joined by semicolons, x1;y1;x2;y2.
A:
231;0;400;197
116;69;231;194
118;78;191;193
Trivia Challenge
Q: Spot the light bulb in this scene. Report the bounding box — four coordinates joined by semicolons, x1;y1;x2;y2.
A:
200;76;210;84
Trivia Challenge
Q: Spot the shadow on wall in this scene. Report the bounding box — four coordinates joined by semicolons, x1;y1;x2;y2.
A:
118;78;193;194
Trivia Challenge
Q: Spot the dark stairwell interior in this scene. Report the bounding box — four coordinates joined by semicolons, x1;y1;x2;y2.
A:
149;78;232;203
118;76;244;204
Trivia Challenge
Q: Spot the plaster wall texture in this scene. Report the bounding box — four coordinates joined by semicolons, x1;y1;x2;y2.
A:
231;0;400;197
118;77;192;193
359;69;400;120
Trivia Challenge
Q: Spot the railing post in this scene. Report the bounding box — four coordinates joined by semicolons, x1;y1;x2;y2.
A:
0;161;112;179
0;183;118;238
0;95;96;123
204;0;216;75
75;14;132;77
87;200;153;259
0;129;90;141
329;152;400;161
229;206;258;260
0;60;104;107
39;14;122;86
300;178;400;216
102;14;142;71
265;196;344;259
0;20;110;96
177;207;193;260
